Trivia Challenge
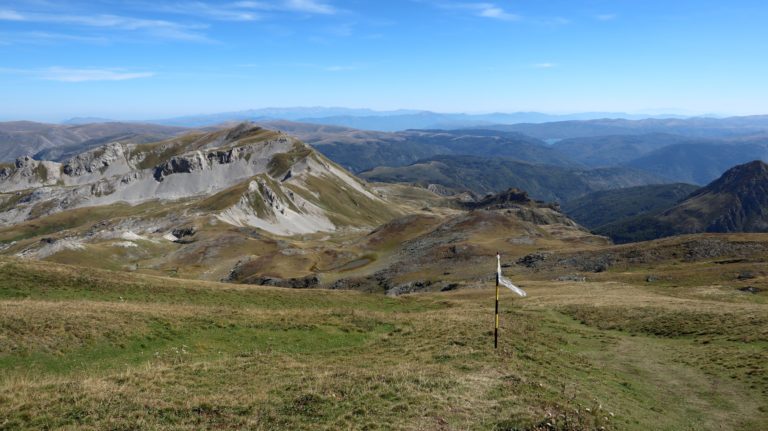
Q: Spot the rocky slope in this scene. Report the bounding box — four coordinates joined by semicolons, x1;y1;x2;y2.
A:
0;123;397;236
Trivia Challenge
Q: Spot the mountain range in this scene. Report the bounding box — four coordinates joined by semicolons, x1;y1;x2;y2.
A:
143;107;691;130
484;116;768;140
1;120;768;292
4;117;768;201
0;122;604;290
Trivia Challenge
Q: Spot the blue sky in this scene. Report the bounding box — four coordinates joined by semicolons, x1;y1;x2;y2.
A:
1;0;767;121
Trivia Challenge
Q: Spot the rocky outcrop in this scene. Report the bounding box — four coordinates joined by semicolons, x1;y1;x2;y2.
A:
461;188;562;213
62;143;129;177
153;153;206;181
247;275;321;289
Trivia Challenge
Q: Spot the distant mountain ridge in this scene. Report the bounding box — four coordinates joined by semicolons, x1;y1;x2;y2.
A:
0;121;188;162
147;107;691;130
598;160;768;242
359;155;663;202
561;183;700;230
552;133;702;167
485;116;768;140
624;141;768;184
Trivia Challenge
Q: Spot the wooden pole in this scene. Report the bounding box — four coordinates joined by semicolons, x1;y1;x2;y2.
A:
495;254;500;349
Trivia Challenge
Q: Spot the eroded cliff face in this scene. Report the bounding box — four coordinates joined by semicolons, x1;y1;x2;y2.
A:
0;124;395;235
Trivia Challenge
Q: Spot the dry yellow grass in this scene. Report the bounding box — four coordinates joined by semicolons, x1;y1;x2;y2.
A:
0;255;766;430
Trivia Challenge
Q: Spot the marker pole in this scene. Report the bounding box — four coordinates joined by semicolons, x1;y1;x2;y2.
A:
495;257;499;349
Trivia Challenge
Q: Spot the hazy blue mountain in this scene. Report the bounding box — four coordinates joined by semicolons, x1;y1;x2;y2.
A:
62;117;115;125
484;115;768;140
359;155;663;202
624;141;768;184
148;107;688;131
561;183;699;229
552;133;702;167
152;107;428;127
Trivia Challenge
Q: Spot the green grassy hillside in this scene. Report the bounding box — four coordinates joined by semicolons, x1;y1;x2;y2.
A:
1;255;765;430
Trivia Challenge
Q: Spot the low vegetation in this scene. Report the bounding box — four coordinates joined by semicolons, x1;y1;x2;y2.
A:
1;256;765;430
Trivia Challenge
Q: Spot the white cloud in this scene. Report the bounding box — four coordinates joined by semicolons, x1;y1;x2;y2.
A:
40;67;155;82
438;2;519;22
475;4;519;21
533;63;556;69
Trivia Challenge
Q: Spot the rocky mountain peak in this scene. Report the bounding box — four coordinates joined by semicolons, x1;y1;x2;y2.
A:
651;160;768;235
698;160;768;195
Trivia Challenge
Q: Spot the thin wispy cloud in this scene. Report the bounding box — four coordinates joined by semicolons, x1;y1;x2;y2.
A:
533;63;556;69
153;2;261;22
0;66;155;82
0;31;109;45
234;0;337;15
40;67;155;82
0;9;210;42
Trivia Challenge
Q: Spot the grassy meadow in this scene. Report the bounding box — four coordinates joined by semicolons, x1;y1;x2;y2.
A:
0;257;766;430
